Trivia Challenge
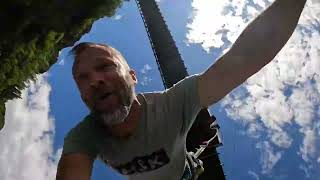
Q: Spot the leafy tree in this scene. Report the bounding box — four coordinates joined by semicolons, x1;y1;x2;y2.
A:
0;0;124;130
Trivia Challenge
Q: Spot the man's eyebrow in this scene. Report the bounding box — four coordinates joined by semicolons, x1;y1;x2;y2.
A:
74;71;87;77
95;57;116;62
95;57;119;65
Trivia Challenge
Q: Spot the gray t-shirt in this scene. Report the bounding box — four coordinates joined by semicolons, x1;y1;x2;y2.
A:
62;74;202;180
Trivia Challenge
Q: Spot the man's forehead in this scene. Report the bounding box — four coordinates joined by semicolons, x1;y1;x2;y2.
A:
75;46;121;66
72;45;122;74
79;45;114;57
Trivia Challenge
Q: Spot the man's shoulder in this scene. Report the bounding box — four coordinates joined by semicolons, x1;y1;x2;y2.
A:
141;91;164;98
139;91;166;106
139;74;201;104
62;114;100;158
64;114;96;140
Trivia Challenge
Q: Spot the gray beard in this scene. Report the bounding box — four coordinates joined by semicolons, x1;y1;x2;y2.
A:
95;84;135;126
100;102;132;126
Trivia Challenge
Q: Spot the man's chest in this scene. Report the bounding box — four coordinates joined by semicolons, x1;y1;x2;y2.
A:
100;147;171;175
95;95;186;177
96;121;184;176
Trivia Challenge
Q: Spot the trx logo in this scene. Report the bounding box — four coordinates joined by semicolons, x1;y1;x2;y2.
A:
110;148;170;175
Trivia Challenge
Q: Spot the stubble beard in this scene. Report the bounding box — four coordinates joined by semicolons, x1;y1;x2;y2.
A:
97;84;135;126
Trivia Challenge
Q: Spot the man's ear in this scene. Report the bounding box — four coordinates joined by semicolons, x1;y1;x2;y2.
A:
129;69;138;84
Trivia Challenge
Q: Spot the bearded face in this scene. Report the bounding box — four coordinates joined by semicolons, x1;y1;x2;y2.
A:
72;45;137;126
97;78;136;126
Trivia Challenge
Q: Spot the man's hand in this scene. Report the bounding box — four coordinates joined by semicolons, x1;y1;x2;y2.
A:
56;153;94;180
198;0;307;107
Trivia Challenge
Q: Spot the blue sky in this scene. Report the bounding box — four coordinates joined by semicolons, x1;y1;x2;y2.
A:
1;0;319;180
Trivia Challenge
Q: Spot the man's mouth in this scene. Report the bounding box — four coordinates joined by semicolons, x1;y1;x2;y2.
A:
99;92;113;100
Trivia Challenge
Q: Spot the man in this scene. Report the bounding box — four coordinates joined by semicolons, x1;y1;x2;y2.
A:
56;0;307;179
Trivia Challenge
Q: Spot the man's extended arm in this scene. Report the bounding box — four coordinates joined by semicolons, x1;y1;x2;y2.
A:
56;153;94;180
198;0;307;107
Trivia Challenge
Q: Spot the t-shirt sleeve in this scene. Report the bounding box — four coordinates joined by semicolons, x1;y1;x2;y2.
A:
163;74;203;135
62;117;99;159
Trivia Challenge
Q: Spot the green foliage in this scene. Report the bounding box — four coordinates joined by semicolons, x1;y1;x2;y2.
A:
0;0;124;130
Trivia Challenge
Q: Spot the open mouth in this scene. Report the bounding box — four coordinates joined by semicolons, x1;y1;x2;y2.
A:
99;92;113;100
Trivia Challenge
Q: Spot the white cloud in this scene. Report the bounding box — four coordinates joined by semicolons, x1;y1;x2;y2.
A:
55;47;73;67
57;50;65;65
187;0;320;176
186;0;273;53
256;141;282;174
246;123;263;139
252;0;267;8
253;89;293;131
140;64;152;74
140;64;153;86
288;83;319;128
0;74;61;180
269;130;292;148
299;164;311;179
114;14;123;20
140;76;153;86
58;59;65;65
299;128;319;163
248;170;260;180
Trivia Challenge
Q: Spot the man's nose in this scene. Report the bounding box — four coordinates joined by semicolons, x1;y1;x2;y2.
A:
90;73;105;88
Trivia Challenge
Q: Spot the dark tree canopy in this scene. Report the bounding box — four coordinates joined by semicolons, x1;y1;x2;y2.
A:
0;0;124;130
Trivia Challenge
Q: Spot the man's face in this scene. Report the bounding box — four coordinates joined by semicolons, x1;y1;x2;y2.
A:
73;45;137;124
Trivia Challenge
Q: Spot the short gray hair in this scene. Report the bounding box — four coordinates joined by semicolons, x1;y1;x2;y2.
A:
70;42;130;74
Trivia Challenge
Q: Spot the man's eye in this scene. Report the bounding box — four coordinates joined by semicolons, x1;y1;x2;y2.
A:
97;64;114;71
77;74;88;80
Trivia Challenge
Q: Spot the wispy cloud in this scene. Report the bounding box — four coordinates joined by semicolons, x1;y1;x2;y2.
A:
187;0;263;52
256;141;282;174
140;64;152;74
57;50;65;65
0;74;61;180
187;0;320;177
56;47;74;66
248;170;260;180
299;164;311;179
114;14;123;20
140;64;153;86
299;128;319;163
